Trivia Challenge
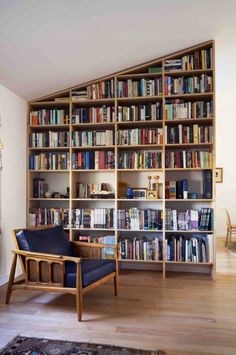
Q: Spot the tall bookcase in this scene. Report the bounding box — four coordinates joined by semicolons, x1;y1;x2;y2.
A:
27;40;216;279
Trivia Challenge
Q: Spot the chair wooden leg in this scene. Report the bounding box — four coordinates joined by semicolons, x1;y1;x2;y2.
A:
114;275;118;296
76;291;83;322
225;227;229;246
5;253;17;304
229;228;232;247
76;263;83;321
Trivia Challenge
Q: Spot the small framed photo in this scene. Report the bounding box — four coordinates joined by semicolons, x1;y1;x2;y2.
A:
132;188;147;199
215;167;223;183
147;190;158;199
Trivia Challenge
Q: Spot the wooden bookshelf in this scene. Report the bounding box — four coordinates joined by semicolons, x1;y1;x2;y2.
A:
27;40;215;279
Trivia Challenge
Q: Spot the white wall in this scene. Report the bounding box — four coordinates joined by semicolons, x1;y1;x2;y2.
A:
0;84;27;285
215;34;236;236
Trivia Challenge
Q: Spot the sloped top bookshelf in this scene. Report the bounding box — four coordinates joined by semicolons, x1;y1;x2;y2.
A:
27;40;215;279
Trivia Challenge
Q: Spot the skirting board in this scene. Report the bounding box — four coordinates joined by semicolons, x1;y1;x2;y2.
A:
0;267;21;287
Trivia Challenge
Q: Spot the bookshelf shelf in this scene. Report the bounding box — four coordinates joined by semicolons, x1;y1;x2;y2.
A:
29;147;70;151
27;40;215;279
117;144;163;150
72;146;115;150
119;259;163;263
164;118;213;125
72;98;115;105
29;124;70;130
165;199;213;202
165;143;213;149
165;230;214;233
72;123;115;129
29;170;70;173
117;120;163;127
165;93;213;99
163;68;213;76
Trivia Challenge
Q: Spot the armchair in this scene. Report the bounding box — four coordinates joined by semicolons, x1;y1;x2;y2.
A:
5;225;118;321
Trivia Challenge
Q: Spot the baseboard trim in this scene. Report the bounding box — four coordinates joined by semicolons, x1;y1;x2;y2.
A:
0;268;22;287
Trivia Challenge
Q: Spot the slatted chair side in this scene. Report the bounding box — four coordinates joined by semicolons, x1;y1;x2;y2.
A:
25;256;65;287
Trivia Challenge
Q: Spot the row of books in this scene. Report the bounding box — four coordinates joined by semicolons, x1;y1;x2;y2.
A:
165;150;212;169
165;208;213;231
30;131;70;148
119;236;163;261
165;172;212;199
118;151;162;170
87;80;115;100
117;78;162;97
76;182;108;198
117;103;162;122
118;128;163;146
29;152;70;170
165;125;213;144
78;235;115;258
72;130;114;147
71;208;114;228
32;178;49;198
29;208;69;227
164;75;213;95
72;151;115;170
117;208;163;230
165;99;213;120
166;234;213;263
30;109;69;126
72;106;115;124
164;48;212;71
165;179;188;199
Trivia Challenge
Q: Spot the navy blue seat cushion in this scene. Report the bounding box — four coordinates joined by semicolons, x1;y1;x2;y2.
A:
65;259;116;288
16;226;73;256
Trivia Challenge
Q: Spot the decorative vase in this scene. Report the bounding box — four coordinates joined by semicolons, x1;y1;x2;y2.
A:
126;187;133;199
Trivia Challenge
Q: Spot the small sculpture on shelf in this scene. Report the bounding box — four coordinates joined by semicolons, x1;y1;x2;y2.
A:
90;183;115;199
147;175;159;199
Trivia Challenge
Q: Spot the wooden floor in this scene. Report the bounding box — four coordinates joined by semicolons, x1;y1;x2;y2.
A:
0;238;236;355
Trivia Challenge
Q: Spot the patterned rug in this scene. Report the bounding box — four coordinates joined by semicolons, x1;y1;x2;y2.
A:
0;336;165;355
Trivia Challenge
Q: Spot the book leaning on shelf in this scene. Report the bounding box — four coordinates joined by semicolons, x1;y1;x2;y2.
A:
118;236;163;261
72;208;114;229
164;75;213;95
118;128;163;145
72;106;115;124
164;48;212;71
165;125;213;144
78;235;116;258
165;208;213;231
165;150;212;169
117;103;162;122
118;78;162;97
117;208;163;230
166;234;213;263
72;130;114;147
118;151;162;170
29;208;69;227
29;152;70;170
30;131;69;148
72;151;115;170
30;109;69;126
165;99;213;120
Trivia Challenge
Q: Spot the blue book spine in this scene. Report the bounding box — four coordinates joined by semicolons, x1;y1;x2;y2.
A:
182;179;188;199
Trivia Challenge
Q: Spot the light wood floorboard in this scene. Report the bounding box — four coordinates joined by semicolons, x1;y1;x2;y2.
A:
0;238;236;355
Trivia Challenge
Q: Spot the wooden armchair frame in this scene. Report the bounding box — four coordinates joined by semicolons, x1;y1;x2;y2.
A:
6;226;118;321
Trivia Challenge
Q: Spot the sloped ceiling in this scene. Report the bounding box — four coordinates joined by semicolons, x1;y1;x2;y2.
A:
0;0;235;101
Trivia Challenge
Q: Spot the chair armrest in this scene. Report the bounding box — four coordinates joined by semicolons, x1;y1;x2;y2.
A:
12;249;81;264
71;241;117;250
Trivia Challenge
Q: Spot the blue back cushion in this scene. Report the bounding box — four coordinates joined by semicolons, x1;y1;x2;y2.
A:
16;226;73;256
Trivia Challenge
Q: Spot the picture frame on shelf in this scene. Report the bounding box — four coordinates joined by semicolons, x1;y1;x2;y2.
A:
147;190;158;199
132;188;147;199
215;167;223;183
